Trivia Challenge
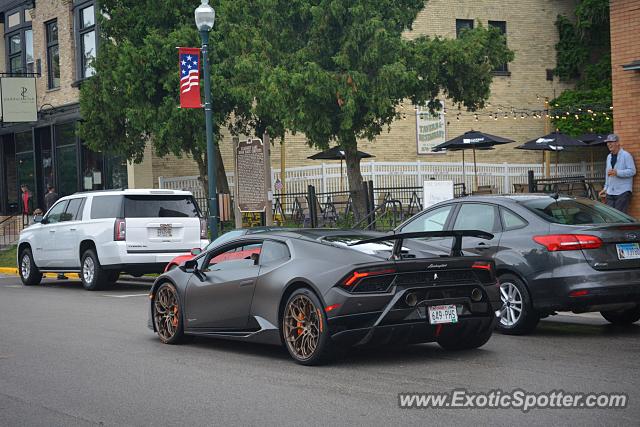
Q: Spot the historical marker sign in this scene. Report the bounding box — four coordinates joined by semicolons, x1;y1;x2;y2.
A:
236;138;267;212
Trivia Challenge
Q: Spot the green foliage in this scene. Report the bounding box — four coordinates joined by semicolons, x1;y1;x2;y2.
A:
552;0;611;135
550;87;612;136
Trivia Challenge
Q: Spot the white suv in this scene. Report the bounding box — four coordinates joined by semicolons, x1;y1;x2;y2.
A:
17;189;208;290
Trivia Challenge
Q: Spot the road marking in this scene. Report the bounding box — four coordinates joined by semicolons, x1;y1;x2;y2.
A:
101;293;149;298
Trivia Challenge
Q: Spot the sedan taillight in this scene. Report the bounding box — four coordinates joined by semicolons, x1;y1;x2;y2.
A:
200;217;207;239
114;218;126;241
533;234;602;251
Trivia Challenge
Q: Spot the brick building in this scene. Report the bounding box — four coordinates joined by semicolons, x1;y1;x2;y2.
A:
146;0;581;188
610;0;640;218
0;0;127;215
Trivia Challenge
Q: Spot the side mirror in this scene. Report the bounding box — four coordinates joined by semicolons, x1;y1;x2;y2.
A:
190;247;202;256
251;253;260;265
181;259;199;274
33;215;43;223
40;217;49;225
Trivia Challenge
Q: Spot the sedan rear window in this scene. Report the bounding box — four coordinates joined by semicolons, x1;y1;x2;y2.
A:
124;195;201;218
518;198;636;225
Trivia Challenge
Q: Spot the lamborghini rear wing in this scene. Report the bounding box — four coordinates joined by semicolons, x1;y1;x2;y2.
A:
349;230;494;258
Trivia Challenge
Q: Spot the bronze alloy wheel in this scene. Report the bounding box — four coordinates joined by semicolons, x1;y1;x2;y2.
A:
154;284;181;342
283;294;322;361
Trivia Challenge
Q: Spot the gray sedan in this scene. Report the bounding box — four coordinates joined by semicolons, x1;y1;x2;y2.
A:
396;194;640;334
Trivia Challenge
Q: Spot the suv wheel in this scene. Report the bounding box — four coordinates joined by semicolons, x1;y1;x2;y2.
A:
496;274;539;335
81;249;112;291
19;248;43;286
601;305;640;325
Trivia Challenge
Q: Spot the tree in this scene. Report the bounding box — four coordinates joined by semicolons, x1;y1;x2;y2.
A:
551;0;612;136
223;0;513;220
78;0;241;195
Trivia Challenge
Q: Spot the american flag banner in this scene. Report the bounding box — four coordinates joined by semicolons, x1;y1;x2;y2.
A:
178;47;201;108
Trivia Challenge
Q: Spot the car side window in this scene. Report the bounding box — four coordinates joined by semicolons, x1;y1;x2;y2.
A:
64;198;85;222
45;201;69;224
401;205;453;233
453;203;501;233
203;242;262;271
500;208;527;231
260;240;290;266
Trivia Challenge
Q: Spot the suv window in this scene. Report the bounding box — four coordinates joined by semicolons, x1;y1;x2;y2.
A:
124;195;200;218
519;197;636;225
91;195;124;219
46;200;68;224
64;198;85;221
401;205;453;232
453;203;501;233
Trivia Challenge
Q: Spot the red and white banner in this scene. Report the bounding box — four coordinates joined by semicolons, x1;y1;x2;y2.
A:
178;47;201;108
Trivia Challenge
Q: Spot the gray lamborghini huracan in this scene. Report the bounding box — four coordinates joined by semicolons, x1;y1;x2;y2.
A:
148;229;501;365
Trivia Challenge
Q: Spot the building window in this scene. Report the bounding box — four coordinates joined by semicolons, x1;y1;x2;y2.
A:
456;19;474;38
489;20;509;74
7;12;20;28
4;6;33;75
74;1;98;80
46;20;61;88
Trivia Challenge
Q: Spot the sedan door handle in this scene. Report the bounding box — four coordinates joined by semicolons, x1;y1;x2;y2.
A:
475;242;490;249
49;230;56;233
239;280;254;287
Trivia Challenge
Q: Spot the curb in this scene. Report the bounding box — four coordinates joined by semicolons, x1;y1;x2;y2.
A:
0;267;80;279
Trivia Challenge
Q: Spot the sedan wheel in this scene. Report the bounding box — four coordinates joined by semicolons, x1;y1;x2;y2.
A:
282;289;335;365
499;282;523;327
153;283;186;344
495;274;539;335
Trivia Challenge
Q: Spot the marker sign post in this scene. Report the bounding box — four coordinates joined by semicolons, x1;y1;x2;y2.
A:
423;180;454;209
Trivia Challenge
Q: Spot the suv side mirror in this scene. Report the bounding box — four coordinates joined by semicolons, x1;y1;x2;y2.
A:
33;215;43;224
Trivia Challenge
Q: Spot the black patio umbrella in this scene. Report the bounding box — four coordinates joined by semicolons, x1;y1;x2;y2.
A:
308;146;374;190
432;130;514;190
516;131;588;176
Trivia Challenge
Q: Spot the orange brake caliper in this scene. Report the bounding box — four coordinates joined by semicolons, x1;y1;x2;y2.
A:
297;313;305;336
171;306;179;327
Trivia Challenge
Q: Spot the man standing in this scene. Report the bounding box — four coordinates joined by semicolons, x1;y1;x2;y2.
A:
44;184;59;211
599;133;636;214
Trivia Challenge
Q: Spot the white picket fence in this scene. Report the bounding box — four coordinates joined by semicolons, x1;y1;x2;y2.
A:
159;160;605;202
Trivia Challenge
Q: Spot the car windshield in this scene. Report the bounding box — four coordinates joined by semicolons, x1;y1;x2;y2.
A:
206;230;246;249
518;197;636;225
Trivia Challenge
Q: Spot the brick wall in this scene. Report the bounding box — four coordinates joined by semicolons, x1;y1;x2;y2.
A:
30;0;79;108
157;1;584;185
610;0;640;218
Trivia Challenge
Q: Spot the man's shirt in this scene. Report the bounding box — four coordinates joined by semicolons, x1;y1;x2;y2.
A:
605;148;636;195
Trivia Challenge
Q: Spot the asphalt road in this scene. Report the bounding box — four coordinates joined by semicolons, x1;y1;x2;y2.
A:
1;275;638;426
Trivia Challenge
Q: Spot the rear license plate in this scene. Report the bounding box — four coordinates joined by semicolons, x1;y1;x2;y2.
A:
157;224;173;238
616;243;640;260
428;305;458;325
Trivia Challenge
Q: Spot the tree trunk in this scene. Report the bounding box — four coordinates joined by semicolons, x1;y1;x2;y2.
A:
343;138;367;223
193;144;230;200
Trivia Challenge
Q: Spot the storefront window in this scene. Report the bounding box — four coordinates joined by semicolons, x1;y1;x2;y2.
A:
81;143;104;191
55;123;78;196
105;156;128;189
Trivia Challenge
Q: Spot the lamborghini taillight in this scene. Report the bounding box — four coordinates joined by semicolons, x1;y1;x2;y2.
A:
340;266;396;293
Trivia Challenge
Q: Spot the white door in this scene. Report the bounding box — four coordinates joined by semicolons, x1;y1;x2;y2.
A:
55;197;85;268
33;200;68;268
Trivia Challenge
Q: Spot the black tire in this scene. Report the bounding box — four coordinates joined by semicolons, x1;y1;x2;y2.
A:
153;282;188;344
80;249;111;291
601;305;640;325
437;318;495;351
106;271;120;284
282;288;336;365
18;248;43;286
496;274;540;335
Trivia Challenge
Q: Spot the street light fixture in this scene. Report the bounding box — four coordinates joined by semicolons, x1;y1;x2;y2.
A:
195;0;218;239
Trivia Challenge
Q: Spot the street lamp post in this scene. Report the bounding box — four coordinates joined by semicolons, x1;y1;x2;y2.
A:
195;0;218;239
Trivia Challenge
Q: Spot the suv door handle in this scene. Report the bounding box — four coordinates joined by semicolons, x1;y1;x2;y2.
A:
69;228;77;231
49;230;56;233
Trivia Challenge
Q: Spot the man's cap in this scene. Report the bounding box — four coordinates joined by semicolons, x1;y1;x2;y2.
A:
605;133;619;143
